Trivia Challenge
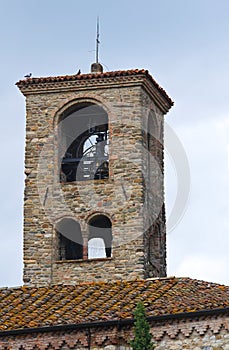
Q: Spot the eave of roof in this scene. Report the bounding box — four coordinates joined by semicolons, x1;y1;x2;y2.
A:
16;69;174;113
1;306;229;337
0;277;228;333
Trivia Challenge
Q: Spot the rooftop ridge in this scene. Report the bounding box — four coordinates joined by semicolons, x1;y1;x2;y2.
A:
0;276;228;292
16;69;148;85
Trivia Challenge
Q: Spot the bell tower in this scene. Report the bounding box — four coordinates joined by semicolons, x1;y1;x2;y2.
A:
17;66;173;286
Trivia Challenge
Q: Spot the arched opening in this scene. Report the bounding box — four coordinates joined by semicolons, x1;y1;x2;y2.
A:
56;218;83;260
58;102;109;182
88;215;112;259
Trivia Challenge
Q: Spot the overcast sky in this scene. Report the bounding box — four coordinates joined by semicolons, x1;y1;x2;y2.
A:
0;0;229;287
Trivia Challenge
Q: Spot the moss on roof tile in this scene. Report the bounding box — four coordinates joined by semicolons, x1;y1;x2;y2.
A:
0;277;228;332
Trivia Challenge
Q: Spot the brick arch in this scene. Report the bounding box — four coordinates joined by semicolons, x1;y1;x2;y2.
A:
53;95;112;129
54;213;78;224
79;209;113;232
85;210;113;224
53;214;85;240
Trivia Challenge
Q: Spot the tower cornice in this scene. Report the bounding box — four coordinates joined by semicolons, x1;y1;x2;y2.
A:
16;69;173;114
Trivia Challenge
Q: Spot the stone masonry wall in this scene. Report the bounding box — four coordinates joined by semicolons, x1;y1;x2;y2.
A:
22;77;167;286
140;89;166;278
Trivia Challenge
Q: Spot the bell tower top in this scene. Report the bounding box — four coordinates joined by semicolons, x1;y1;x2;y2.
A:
17;68;173;287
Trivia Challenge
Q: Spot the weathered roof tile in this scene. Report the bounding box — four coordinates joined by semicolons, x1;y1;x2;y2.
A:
16;68;174;109
0;277;228;332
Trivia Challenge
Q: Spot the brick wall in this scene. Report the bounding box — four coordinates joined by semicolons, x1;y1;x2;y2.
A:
0;313;228;349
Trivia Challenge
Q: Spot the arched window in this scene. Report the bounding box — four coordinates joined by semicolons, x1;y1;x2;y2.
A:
59;102;109;182
56;218;83;260
88;215;112;259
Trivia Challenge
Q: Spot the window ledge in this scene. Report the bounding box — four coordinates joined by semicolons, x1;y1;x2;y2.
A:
60;178;114;185
56;257;112;264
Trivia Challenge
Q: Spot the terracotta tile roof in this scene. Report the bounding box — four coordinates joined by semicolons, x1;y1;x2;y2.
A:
0;277;228;332
16;69;173;108
17;69;148;85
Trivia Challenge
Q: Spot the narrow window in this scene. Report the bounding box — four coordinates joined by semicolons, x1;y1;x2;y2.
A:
59;103;109;182
147;111;162;174
88;215;112;259
147;111;157;186
56;218;83;260
149;223;160;258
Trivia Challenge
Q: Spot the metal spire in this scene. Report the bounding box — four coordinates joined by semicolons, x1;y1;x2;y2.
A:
96;16;100;64
91;17;103;73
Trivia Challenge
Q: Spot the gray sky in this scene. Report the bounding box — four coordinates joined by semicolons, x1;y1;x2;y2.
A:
0;0;229;287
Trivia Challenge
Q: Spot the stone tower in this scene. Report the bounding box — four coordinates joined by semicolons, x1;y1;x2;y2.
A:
17;65;173;286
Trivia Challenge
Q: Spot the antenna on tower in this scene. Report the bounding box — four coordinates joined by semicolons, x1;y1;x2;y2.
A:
96;16;100;64
91;17;103;74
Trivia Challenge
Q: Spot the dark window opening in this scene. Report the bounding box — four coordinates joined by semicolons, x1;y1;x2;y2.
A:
56;218;83;260
88;215;112;259
147;111;163;174
148;223;161;275
59;103;109;182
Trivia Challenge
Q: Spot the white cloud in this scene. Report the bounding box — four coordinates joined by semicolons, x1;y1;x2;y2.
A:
173;255;229;285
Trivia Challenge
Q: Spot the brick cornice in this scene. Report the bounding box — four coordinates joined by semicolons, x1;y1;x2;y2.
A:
16;69;173;114
0;313;228;349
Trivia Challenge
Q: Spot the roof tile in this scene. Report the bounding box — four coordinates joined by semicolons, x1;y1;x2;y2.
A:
16;69;173;108
0;277;228;332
